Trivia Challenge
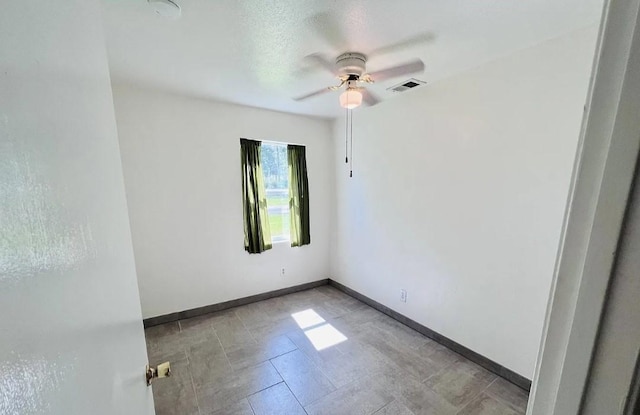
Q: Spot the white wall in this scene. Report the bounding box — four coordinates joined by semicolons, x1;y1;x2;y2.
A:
0;1;152;413
112;86;333;319
331;26;598;378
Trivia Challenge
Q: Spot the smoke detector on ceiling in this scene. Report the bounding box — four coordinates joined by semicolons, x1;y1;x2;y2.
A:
148;0;181;19
387;78;426;93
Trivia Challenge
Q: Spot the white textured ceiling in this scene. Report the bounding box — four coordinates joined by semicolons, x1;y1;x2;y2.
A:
101;0;603;118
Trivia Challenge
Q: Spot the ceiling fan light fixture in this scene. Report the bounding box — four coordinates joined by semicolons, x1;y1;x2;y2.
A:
339;89;363;109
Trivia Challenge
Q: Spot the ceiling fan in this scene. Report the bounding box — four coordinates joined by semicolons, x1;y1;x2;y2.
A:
293;52;425;109
292;12;432;109
293;12;432;177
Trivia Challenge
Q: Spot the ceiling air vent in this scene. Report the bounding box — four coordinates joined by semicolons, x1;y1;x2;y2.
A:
387;78;426;93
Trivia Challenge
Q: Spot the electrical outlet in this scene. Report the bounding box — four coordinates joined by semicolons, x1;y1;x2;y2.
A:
281;268;285;276
400;289;407;303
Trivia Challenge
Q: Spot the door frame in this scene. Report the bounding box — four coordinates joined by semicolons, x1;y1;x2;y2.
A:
625;352;640;414
527;0;640;413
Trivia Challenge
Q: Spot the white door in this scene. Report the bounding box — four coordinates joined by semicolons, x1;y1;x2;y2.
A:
0;1;154;414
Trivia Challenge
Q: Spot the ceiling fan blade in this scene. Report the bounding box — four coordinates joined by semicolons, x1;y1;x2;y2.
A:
302;53;337;75
306;12;346;51
369;32;436;57
362;89;380;106
293;87;332;101
366;59;425;83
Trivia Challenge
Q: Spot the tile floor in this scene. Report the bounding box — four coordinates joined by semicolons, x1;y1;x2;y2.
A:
145;286;529;415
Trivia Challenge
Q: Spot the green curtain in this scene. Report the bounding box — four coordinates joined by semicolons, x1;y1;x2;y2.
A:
288;144;310;247
240;139;272;253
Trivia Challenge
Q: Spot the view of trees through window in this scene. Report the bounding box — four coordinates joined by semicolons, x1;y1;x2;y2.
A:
261;142;290;242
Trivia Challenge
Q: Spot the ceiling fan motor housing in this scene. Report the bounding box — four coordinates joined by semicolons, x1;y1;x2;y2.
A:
336;52;367;77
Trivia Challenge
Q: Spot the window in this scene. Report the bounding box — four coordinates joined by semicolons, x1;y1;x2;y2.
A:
240;138;309;252
261;142;290;242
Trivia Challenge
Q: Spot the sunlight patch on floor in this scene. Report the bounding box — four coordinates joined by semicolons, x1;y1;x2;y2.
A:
304;323;348;350
291;308;348;351
291;309;326;329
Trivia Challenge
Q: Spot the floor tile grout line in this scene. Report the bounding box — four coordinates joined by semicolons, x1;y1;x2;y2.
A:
223;385;285;415
270;361;309;414
371;399;395;415
247;380;286;399
188;365;201;415
217;379;287;412
303;372;364;409
297;390;326;409
268;346;299;361
482;378;528;413
246;390;261;415
250;361;286;395
365;371;407;415
270;348;339;408
369;400;396;415
233;308;260;344
229;346;300;372
213;328;238;383
191;328;224;415
453;376;498;415
281;334;340;392
247;399;257;415
475;374;499;398
420;354;461;385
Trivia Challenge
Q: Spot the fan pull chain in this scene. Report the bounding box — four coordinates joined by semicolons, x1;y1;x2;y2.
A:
349;108;353;178
345;105;349;163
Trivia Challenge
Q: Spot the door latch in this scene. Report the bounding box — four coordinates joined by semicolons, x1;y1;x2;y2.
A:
146;361;171;386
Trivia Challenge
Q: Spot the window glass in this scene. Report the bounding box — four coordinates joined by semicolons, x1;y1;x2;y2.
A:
261;142;290;242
